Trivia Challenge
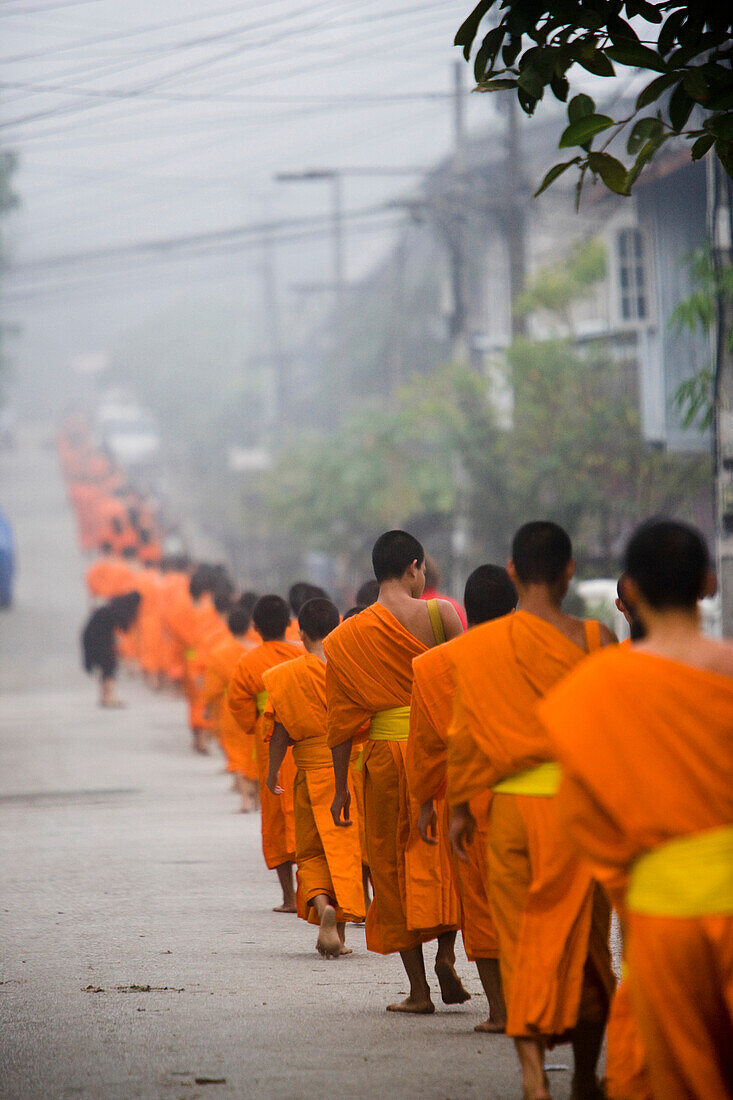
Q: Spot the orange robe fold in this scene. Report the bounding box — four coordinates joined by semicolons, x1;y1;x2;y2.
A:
262;653;364;924
408;644;497;960
228;640;302;869
203;635;257;780
324;603;458;955
85;557;136;600
539;647;733;1100
446;610;614;1039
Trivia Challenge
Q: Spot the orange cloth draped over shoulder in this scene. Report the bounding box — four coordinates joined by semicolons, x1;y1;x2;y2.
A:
324;603;458;955
228;640;302;869
408;642;498;961
262;653;364;924
446;610;615;1040
539;646;733;1100
85;557;136;600
203;635;257;780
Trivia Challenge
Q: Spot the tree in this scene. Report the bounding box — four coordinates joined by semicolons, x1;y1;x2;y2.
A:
456;1;733;200
265;239;712;581
671;248;733;430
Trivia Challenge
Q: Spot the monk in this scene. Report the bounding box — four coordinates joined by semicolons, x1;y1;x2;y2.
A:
326;529;467;1013
287;581;328;642
85;542;136;602
81;591;141;707
408;564;517;1033
539;519;733;1100
447;521;616;1100
228;595;302;912
203;604;259;812
264;598;365;957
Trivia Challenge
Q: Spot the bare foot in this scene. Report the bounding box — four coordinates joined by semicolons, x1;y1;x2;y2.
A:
99;699;125;708
237;805;251;814
316;906;342;958
386;996;435;1014
523;1074;551;1100
272;903;297;913
474;1017;505;1033
339;945;353;956
435;961;471;1004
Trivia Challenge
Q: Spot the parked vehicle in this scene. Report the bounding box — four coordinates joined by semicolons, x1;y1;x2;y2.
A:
0;508;15;608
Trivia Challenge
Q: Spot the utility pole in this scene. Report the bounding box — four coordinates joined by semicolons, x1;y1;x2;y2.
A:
710;158;733;637
259;224;288;445
502;93;528;339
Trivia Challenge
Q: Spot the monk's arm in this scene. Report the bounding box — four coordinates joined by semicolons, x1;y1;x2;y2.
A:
266;722;294;795
330;741;353;827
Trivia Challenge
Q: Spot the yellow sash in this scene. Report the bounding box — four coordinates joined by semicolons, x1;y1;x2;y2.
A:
292;739;332;770
255;690;268;717
626;825;733;917
493;761;561;797
369;705;411;742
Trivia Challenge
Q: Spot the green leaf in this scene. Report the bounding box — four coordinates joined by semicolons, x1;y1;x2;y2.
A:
454;0;497;60
627;116;664;155
607;16;640;45
606;42;668;72
534;158;581;197
577;51;616;77
518;67;546;100
657;9;686;58
690;133;715;161
473;26;505;82
719;140;733;180
550;73;569;101
626;134;668;188
477;77;518;91
683;68;710;104
502;35;522;68
704;113;733;141
588;152;630;195
559;114;614;149
636;72;680;110
568;93;595;123
669;83;695;131
709;90;733;112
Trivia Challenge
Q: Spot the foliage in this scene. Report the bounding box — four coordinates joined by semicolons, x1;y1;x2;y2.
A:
515;237;606;322
670;248;733;429
267;239;711;578
456;1;733;201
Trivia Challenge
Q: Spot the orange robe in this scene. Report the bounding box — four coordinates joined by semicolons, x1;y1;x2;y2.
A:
408;643;498;960
262;653;364;924
446;610;614;1040
324;603;458;955
184;596;225;731
203;635;257;781
135;568;165;677
85;557;136;599
539;646;733;1100
228;640;302;869
158;572;190;683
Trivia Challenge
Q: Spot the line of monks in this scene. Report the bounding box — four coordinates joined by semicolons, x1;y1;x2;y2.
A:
59;423;732;1100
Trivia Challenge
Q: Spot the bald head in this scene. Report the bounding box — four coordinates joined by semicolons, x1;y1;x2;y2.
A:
464;565;517;627
624;519;712;611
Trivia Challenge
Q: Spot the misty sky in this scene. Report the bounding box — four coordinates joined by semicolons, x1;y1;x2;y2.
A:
2;0;503;406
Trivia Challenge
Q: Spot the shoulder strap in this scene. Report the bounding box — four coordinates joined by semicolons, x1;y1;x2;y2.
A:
426;598;446;646
584;618;601;653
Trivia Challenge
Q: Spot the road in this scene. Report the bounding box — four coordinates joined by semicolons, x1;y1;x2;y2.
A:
0;426;578;1100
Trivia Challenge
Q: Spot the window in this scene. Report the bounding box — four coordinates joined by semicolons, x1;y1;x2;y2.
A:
616;228;648;322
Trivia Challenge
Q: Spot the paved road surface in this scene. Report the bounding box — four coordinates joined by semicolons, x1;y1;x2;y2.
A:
0;427;578;1099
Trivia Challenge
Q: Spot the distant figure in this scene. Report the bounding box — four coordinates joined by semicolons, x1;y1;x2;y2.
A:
422;556;467;629
355;579;379;606
81;592;141;707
